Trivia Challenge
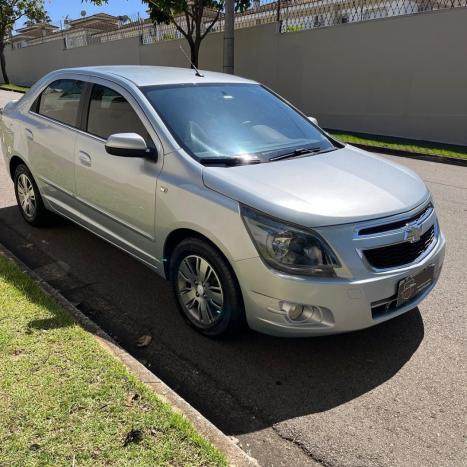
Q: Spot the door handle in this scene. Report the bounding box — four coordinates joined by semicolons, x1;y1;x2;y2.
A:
79;151;92;167
25;128;33;141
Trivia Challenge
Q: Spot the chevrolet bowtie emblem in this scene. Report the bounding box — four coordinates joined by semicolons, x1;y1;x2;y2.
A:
404;221;423;243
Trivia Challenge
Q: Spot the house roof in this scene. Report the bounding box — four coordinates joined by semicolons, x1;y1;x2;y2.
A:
16;23;59;34
9;33;35;42
66;13;119;27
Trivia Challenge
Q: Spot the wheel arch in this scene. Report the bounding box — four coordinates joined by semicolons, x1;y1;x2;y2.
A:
163;228;237;282
9;155;27;180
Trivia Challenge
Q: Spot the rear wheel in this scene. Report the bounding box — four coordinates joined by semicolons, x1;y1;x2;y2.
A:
169;237;245;337
14;164;48;226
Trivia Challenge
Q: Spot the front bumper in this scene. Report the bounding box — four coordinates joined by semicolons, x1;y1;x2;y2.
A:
233;232;445;337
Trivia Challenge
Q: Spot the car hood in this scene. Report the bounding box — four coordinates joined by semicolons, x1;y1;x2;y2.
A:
202;145;429;227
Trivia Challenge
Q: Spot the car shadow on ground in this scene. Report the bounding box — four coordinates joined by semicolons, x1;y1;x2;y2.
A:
0;205;424;436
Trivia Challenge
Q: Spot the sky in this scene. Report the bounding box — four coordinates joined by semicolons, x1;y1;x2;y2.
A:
18;0;149;29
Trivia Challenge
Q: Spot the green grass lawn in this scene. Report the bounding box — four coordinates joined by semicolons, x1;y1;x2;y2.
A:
329;131;467;161
0;83;29;93
0;254;226;466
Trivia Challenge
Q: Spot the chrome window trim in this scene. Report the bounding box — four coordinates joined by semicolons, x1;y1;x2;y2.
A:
28;110;107;143
27;72;164;152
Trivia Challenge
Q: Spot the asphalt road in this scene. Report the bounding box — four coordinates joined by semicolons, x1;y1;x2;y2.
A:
0;91;465;466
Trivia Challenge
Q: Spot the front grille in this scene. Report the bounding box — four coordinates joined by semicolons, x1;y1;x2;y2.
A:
359;204;432;236
363;225;435;269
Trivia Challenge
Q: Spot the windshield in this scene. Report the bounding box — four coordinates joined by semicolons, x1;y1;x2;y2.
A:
141;83;336;163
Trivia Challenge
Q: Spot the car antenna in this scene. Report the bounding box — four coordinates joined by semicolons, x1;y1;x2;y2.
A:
179;46;204;77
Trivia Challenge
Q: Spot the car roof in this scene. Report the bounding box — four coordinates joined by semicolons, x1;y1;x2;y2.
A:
60;65;257;87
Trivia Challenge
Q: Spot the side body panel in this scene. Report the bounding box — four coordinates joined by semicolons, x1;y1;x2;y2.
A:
154;149;259;278
25;113;79;217
73;77;164;268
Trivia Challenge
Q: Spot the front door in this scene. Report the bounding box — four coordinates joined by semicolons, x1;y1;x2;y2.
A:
74;81;162;267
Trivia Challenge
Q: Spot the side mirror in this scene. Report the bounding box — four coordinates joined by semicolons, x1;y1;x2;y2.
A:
308;116;319;126
105;133;157;159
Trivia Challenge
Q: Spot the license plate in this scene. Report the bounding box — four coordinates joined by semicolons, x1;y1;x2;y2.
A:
396;265;435;307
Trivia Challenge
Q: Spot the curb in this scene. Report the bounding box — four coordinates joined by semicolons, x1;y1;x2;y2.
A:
348;143;467;167
0;242;258;467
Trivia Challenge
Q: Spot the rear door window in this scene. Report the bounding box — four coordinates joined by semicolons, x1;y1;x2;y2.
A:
37;79;84;127
86;84;150;142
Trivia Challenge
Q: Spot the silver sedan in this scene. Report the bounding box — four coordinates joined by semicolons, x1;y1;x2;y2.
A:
0;66;445;337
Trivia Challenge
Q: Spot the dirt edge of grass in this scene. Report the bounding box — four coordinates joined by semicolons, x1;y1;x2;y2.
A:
0;83;29;93
328;130;467;162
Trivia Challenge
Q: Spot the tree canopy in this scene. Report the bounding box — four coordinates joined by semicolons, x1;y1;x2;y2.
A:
88;0;251;67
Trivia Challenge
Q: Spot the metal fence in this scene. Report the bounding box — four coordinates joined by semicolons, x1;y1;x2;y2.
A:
62;14;148;49
9;0;467;50
59;6;280;49
279;0;467;33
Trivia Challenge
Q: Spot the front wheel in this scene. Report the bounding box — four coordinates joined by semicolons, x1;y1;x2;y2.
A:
169;238;246;338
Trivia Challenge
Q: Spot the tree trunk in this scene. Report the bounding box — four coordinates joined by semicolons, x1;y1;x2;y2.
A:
0;44;9;85
189;3;203;70
189;39;201;69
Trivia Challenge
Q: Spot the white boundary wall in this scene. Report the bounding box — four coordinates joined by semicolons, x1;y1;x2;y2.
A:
5;8;467;145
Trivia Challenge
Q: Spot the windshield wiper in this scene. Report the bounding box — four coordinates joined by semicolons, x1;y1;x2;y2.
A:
269;146;323;162
198;156;262;167
269;146;339;162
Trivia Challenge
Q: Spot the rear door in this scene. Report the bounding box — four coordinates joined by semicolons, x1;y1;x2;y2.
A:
74;79;162;267
27;78;85;218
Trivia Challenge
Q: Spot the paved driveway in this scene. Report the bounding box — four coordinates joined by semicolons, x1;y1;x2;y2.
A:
0;91;465;466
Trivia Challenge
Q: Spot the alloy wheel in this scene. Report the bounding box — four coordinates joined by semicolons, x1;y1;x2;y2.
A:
176;255;225;327
17;173;37;218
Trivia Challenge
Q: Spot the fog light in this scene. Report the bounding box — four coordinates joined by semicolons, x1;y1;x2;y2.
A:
290;304;305;321
280;302;326;323
280;301;305;321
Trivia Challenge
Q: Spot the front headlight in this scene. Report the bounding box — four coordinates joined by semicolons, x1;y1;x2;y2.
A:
241;205;340;277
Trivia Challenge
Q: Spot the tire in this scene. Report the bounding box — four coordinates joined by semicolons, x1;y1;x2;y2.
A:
14;163;49;226
169;237;246;338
